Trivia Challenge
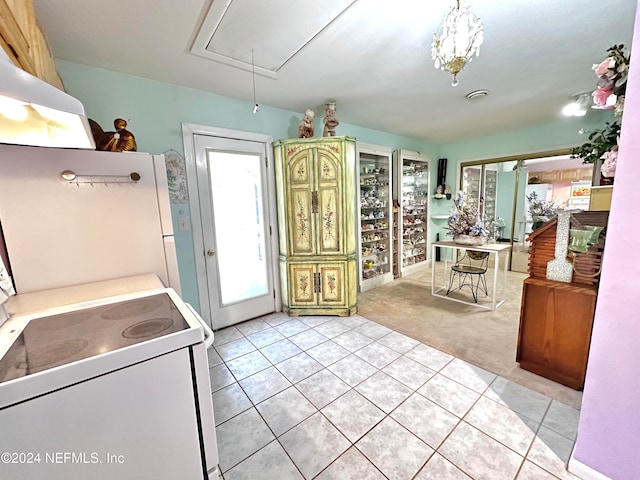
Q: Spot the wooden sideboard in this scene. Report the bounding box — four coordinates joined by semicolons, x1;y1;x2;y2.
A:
516;276;597;389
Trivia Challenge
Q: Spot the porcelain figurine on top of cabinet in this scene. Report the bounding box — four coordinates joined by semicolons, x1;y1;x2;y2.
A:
323;102;339;137
90;118;137;152
298;109;315;138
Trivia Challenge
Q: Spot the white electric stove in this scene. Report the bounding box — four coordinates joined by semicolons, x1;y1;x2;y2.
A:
0;281;219;480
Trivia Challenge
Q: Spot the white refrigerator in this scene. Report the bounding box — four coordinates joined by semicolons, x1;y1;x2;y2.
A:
0;143;180;295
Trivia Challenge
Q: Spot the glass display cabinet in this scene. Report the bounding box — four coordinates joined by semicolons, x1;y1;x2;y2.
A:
357;143;393;291
462;165;497;229
393;150;430;277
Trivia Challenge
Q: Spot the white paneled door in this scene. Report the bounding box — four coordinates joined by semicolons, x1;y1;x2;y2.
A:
192;133;277;330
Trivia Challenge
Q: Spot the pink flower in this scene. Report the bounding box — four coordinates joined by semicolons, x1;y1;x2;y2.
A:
592;86;615;109
600;145;618;178
594;57;614;76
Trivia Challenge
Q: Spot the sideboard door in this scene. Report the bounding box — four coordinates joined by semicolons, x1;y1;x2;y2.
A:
516;277;597;389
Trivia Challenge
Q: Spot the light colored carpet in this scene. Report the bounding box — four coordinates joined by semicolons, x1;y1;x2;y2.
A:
358;264;584;410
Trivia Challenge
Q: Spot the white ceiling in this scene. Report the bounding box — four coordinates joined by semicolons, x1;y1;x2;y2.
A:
32;0;637;143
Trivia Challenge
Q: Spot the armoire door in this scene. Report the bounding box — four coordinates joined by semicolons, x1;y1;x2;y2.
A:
315;147;344;256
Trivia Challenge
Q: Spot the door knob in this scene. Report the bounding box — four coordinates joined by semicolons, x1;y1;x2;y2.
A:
207;249;215;256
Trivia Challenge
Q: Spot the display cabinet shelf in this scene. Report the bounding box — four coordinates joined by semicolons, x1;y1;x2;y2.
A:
393;150;430;277
357;143;393;291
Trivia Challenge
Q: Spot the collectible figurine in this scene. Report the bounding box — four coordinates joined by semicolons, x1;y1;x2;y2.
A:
298;108;315;138
89;118;137;152
323;102;339;137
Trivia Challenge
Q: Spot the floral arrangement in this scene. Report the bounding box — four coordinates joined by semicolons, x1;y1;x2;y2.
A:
446;192;488;238
592;44;629;116
572;44;629;179
600;144;618;178
526;191;557;228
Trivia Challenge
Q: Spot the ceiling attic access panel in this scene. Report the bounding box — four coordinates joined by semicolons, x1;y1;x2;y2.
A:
191;0;357;77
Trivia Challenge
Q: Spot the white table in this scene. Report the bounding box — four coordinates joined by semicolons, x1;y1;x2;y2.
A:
431;241;512;310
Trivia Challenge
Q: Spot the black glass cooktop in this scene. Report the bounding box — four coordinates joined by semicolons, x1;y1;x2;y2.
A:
0;293;189;383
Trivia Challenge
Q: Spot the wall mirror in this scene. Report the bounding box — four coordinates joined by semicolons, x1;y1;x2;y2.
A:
458;151;595;271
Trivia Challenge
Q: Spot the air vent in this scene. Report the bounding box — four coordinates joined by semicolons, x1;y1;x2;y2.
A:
465;89;489;101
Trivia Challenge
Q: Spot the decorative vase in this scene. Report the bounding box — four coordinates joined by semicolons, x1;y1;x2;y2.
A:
532;216;546;231
453;234;487;246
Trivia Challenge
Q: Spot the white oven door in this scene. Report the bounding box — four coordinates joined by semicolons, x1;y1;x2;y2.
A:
0;347;215;479
190;341;220;478
186;303;219;478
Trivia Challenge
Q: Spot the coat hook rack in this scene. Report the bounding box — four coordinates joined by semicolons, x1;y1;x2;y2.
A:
60;170;141;186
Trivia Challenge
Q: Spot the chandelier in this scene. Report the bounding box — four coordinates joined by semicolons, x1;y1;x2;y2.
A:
432;0;484;86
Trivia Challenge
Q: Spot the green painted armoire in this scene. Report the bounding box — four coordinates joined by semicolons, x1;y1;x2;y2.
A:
273;136;358;316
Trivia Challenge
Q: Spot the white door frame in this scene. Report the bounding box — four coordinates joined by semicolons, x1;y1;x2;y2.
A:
182;122;281;328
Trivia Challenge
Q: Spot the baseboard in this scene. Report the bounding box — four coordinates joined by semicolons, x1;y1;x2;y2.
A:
568;451;612;480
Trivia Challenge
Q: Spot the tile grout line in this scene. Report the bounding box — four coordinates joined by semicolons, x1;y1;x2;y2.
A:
210;314;577;479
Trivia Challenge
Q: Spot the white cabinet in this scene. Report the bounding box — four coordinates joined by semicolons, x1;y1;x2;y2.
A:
357;143;393;291
393;150;430;276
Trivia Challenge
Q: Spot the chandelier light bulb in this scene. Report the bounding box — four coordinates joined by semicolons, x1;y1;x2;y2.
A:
432;0;484;86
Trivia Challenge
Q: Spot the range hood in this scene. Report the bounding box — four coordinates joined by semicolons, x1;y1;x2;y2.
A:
0;48;95;149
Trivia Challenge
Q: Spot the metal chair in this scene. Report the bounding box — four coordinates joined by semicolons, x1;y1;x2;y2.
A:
446;250;490;303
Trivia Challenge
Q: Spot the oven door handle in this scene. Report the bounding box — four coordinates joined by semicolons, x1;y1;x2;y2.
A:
185;303;215;349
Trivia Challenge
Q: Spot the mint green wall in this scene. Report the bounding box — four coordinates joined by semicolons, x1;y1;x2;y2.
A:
56;60;615;311
437;111;614;204
431;111;615;244
438;112;614;163
56;61;435;312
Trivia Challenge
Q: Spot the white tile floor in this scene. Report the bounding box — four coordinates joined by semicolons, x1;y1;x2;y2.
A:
208;313;581;480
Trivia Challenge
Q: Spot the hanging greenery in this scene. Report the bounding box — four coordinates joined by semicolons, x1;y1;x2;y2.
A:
571;121;621;165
